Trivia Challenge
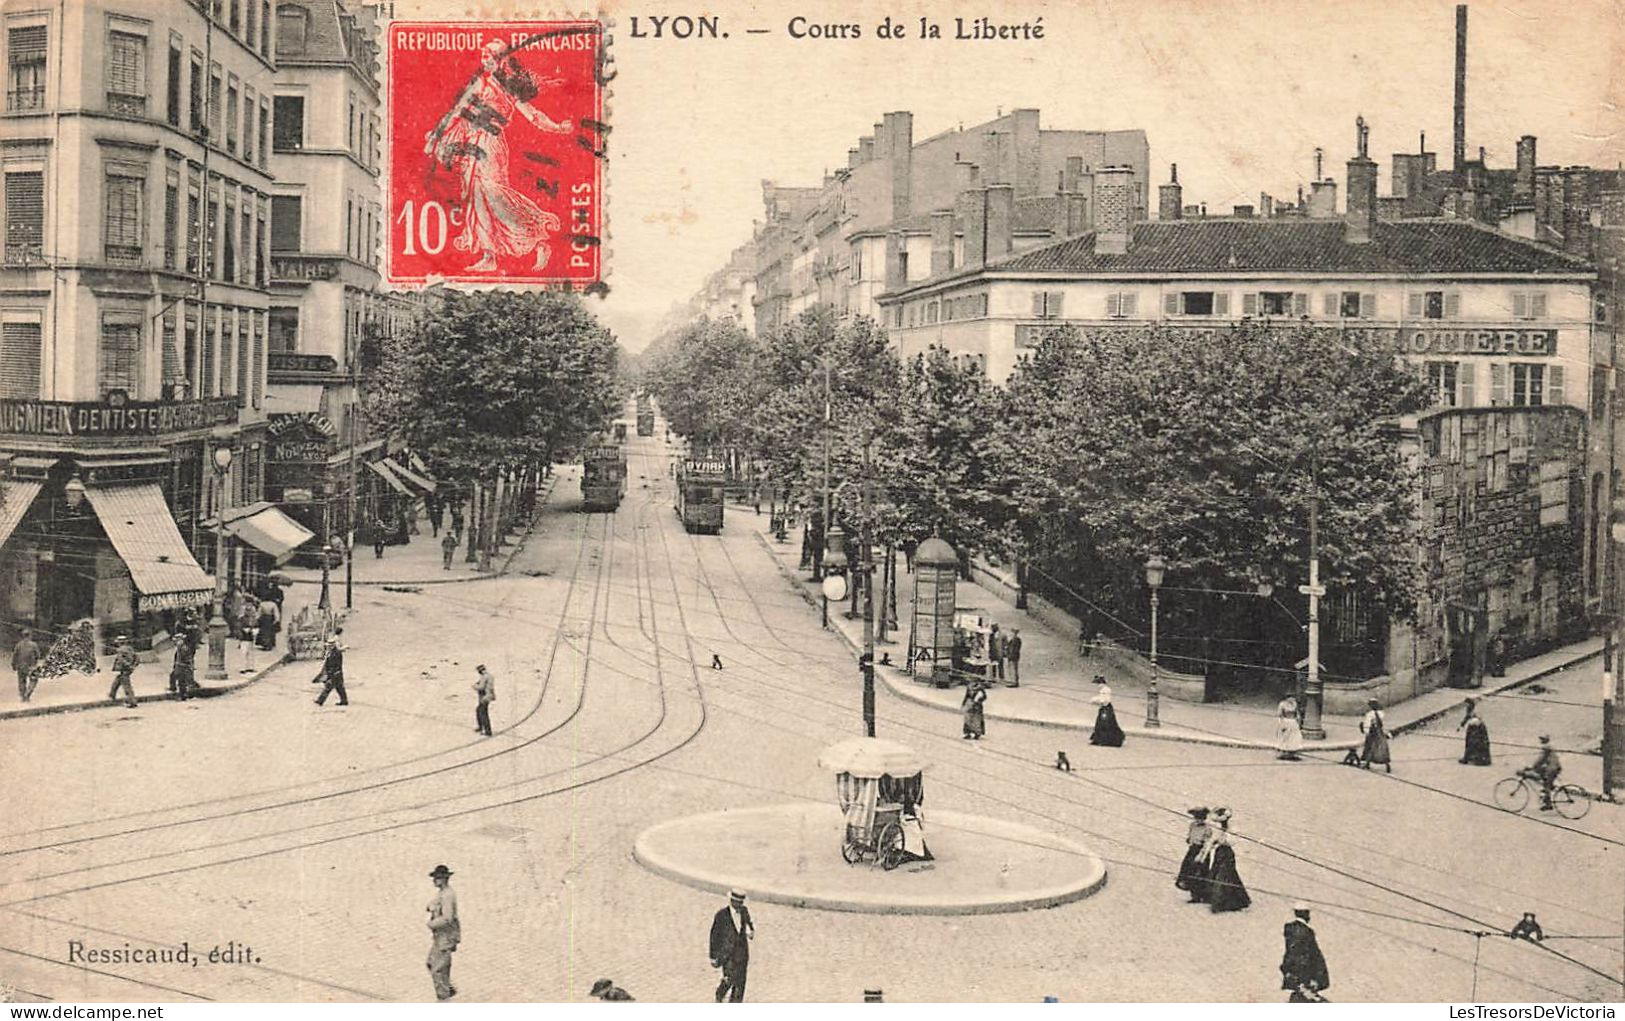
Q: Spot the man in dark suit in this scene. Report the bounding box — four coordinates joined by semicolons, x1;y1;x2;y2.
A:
708;888;754;1002
1280;902;1330;1002
313;631;349;707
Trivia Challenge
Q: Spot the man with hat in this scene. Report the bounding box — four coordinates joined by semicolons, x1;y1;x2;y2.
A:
425;864;460;1000
314;629;348;707
1279;902;1329;1002
107;634;139;709
589;978;634;1001
1521;735;1562;811
708;888;754;1002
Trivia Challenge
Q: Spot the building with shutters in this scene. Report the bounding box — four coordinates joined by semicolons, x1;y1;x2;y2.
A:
0;0;314;648
264;0;406;554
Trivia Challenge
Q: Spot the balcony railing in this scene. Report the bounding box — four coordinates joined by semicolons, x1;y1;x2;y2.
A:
106;92;146;117
7;86;45;110
4;241;43;266
104;244;143;267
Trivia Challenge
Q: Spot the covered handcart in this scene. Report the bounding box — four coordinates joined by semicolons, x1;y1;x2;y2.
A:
818;737;930;869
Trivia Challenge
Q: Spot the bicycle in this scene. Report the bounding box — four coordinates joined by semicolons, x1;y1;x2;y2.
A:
1492;773;1592;820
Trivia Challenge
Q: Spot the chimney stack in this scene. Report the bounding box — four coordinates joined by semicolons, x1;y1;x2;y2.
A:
958;187;988;268
1093;165;1135;255
1260;193;1275;218
1515;135;1537;198
986;183;1014;260
858;136;875;164
886;111;914;220
1453;4;1468;173
1345;116;1378;244
1063;156;1084;193
1307;179;1338;218
930;210;955;276
848;148;861;170
1065;193;1089;234
1158;163;1184;220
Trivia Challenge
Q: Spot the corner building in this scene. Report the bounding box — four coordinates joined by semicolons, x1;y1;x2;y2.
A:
0;0;308;646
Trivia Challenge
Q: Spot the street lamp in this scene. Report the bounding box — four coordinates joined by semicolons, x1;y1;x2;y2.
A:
62;472;86;510
1144;555;1167;728
822;525;848;603
319;543;334;611
206;444;234;682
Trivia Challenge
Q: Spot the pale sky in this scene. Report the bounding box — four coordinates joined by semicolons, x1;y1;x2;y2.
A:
392;0;1623;351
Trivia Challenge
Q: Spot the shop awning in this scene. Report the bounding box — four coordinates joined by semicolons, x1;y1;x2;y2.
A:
216;501;315;562
408;454;440;485
0;479;43;552
271;384;325;414
383;457;436;493
366;458;413;496
84;483;214;611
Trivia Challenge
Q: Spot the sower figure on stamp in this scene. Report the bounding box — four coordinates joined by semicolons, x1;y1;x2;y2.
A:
708;888;754;1002
425;41;574;273
107;634;139;709
426;864;460;1001
1280;902;1330;1002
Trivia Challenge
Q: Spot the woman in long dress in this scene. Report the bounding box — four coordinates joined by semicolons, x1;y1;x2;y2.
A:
1089;676;1125;747
1360;698;1392;772
1202;809;1251;913
425;41;573;273
1174;807;1211;902
962;682;987;740
1460;711;1492;766
1276;695;1304;760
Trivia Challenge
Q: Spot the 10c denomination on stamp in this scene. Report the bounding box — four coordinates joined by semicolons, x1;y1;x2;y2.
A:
388;21;605;287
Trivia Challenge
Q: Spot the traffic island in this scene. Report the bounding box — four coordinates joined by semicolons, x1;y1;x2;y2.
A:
633;803;1106;915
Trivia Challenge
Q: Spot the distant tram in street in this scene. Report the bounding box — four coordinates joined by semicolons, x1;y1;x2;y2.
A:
674;456;725;533
636;407;655;437
581;440;627;511
612;420;627;442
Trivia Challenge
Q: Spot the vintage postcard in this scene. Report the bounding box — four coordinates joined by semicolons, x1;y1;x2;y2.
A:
0;0;1622;1009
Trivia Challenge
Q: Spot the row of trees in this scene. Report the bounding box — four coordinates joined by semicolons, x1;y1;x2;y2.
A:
368;290;624;567
642;310;1432;688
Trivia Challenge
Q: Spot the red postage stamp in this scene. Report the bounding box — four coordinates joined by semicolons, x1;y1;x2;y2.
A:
387;21;605;287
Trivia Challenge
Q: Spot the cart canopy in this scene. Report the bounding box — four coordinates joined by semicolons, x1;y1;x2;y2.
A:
818;737;928;779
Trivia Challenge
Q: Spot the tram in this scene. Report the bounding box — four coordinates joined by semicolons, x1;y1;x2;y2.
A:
581;439;628;511
674;455;726;534
636;407;655;437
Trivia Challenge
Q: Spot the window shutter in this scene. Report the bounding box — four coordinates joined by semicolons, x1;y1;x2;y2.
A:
5;171;44;254
104;176;142;248
1531;293;1548;319
1242;292;1258;315
1490;363;1507;406
1458;362;1476;406
1106;293;1121;317
271;195;301;252
1547;365;1565;406
1445;292;1462;318
1323;292;1338;316
161;313;182;385
1164;292;1179;315
1122;293;1138;317
10;26;46;61
98;318;140;395
1047;292;1064;318
107;32;145;97
1360;293;1376;318
1031;292;1045;317
0;321;42;398
1292;292;1307;316
1512;292;1529;319
1407;292;1423;318
237;322;250;407
253;315;265;409
1213;292;1230;316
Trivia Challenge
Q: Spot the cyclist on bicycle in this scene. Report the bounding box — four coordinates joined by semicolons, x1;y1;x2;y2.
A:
1519;735;1562;810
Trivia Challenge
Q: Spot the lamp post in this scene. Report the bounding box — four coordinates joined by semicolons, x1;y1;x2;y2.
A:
319;543;333;611
1144;555;1166;728
1299;466;1327;740
206;444;234;682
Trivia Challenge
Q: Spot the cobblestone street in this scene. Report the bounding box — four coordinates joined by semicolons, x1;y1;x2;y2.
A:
3;437;1622;1003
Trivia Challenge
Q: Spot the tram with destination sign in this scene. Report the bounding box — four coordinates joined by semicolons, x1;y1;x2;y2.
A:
636;407;655;437
674;456;725;534
581;439;627;512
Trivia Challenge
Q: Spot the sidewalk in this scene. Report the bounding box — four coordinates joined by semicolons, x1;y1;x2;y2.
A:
737;504;1601;751
1;470;565;722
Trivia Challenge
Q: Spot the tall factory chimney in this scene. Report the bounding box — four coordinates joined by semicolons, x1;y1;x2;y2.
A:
1453;4;1467;173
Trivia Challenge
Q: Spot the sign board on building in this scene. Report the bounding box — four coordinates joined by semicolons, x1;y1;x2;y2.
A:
1158;324;1559;358
267;414;338;463
0;397;239;438
271;255;342;281
282;488;315;503
268;353;340;374
138;589;213;612
684;458;727;476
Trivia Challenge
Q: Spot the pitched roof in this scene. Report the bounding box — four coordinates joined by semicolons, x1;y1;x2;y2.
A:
890;218;1591;294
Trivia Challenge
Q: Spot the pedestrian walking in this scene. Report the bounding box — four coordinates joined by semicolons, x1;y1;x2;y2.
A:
988;624;1004;682
373;517;389;559
441;530;459;570
708;889;754;1002
1459;704;1492;766
472;664;495;736
429;496;444;538
1276;694;1304;760
11;629;39;702
1200;808;1250;913
170;632;197;700
1359;698;1391;773
1005;628;1022;687
1174;807;1212;902
589;979;634;1001
1280;903;1330;1002
711;653;724;670
425;864;460;1001
961;681;987;740
313;632;349;707
255;597;280;651
1089;676;1125;747
107;634;139;708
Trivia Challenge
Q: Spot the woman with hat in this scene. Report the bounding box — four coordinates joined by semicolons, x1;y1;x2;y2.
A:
961;680;988;740
1459;700;1492;766
425;864;460;1001
1174;807;1212;902
1089;676;1125;747
1275;693;1304;761
1200;808;1251;913
1360;698;1392;773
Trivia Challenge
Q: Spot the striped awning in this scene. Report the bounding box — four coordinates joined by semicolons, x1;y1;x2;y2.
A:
84;483;214;611
366;458;413;496
383;457;436;493
215;501;315;562
0;479;43;552
408;454;439;484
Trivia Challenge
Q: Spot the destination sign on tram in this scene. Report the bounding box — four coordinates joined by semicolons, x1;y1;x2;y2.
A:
685;459;726;475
